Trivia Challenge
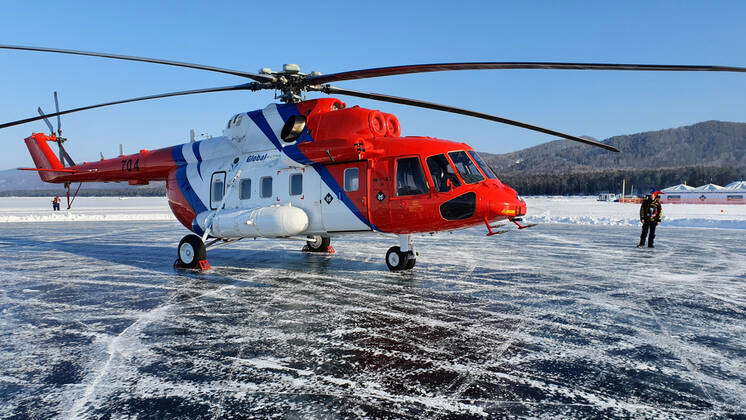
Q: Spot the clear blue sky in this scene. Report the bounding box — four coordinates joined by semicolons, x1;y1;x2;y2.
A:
1;1;745;169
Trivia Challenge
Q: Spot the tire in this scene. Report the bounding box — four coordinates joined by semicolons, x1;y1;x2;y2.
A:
386;246;414;271
404;253;416;270
306;235;331;252
177;234;207;269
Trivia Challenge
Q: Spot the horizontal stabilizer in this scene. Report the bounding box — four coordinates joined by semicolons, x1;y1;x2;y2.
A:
18;167;78;173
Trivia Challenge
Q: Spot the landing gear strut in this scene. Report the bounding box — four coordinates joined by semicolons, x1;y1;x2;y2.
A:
303;235;334;253
175;234;209;270
386;234;416;271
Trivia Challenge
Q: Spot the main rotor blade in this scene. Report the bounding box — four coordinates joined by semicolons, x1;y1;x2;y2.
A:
0;83;258;130
36;107;55;133
316;85;619;152
306;62;746;85
54;91;62;136
0;44;276;83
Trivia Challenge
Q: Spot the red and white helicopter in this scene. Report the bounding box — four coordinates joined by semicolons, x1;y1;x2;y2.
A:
2;45;744;271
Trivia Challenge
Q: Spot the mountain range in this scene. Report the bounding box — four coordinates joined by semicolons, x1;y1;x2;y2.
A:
481;120;746;195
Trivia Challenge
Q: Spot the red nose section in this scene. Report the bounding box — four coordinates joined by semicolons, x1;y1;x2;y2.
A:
484;183;526;220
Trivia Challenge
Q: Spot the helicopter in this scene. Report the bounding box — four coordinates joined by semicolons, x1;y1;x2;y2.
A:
2;45;744;271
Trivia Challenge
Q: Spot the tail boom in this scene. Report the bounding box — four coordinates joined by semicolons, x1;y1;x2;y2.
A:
23;132;176;184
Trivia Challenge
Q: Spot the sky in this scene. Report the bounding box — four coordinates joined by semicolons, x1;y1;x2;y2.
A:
1;1;745;169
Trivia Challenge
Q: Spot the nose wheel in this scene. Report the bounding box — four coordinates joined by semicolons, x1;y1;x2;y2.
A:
385;246;416;271
175;234;208;270
386;234;416;271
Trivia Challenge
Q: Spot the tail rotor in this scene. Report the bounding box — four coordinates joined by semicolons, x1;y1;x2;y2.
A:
37;91;75;167
37;92;80;209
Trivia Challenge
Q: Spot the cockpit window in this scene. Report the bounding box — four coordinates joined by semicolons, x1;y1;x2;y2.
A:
448;151;484;184
396;157;429;196
427;154;461;192
468;151;498;179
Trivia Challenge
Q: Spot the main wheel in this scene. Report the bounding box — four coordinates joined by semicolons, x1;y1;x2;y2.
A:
177;234;207;269
385;246;414;271
305;235;331;252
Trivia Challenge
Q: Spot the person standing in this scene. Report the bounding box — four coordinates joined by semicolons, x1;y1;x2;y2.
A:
52;195;61;211
638;189;663;248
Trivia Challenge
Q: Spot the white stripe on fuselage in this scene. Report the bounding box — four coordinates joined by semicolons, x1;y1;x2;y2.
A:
184;103;370;235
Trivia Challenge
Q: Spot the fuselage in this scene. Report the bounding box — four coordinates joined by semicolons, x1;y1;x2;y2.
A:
24;98;526;237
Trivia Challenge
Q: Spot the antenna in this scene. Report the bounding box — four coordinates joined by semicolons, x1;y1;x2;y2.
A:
119;144;124;156
190;129;195;143
100;152;105;160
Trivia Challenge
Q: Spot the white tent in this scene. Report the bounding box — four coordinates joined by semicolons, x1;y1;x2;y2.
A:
662;184;696;192
694;183;726;192
724;181;746;191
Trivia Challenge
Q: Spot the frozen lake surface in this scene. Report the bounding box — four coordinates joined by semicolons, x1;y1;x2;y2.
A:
0;220;744;418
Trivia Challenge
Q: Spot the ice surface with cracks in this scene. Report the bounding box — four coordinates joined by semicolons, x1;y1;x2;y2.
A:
0;197;744;417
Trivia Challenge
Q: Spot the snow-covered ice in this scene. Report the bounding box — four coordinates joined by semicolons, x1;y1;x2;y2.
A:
0;198;744;417
0;197;174;223
2;196;745;230
525;196;746;230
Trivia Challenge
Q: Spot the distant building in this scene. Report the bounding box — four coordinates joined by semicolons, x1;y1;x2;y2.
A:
660;181;746;204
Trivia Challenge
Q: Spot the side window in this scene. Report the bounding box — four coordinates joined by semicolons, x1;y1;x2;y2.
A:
427;154;461;192
448;151;484;184
396;157;429;196
344;168;359;192
210;172;226;209
468;151;498;179
239;178;251;200
290;173;303;196
260;176;273;198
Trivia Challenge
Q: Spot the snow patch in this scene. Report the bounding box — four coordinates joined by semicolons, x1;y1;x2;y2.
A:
525;197;746;229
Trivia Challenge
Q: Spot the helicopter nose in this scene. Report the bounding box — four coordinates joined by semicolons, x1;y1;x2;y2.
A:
486;185;526;218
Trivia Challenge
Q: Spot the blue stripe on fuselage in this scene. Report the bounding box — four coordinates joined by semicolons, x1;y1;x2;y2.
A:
192;142;204;180
251;104;376;230
172;145;208;221
191;219;205;236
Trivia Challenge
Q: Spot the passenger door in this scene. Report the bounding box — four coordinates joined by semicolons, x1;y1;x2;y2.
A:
320;161;370;231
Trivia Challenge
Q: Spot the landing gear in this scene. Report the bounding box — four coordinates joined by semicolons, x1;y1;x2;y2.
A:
386;247;416;271
385;234;416;271
175;234;208;269
303;235;334;253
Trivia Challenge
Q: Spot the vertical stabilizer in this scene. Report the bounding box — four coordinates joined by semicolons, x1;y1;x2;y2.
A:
23;133;66;182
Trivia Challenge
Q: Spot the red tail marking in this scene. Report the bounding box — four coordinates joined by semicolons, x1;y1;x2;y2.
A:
23;133;65;182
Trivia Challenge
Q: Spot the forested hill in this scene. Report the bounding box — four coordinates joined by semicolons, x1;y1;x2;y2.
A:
481;120;746;195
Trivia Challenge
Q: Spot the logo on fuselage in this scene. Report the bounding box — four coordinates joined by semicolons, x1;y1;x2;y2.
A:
245;153;269;163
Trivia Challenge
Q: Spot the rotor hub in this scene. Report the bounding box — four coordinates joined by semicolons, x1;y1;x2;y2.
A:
255;64;324;103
